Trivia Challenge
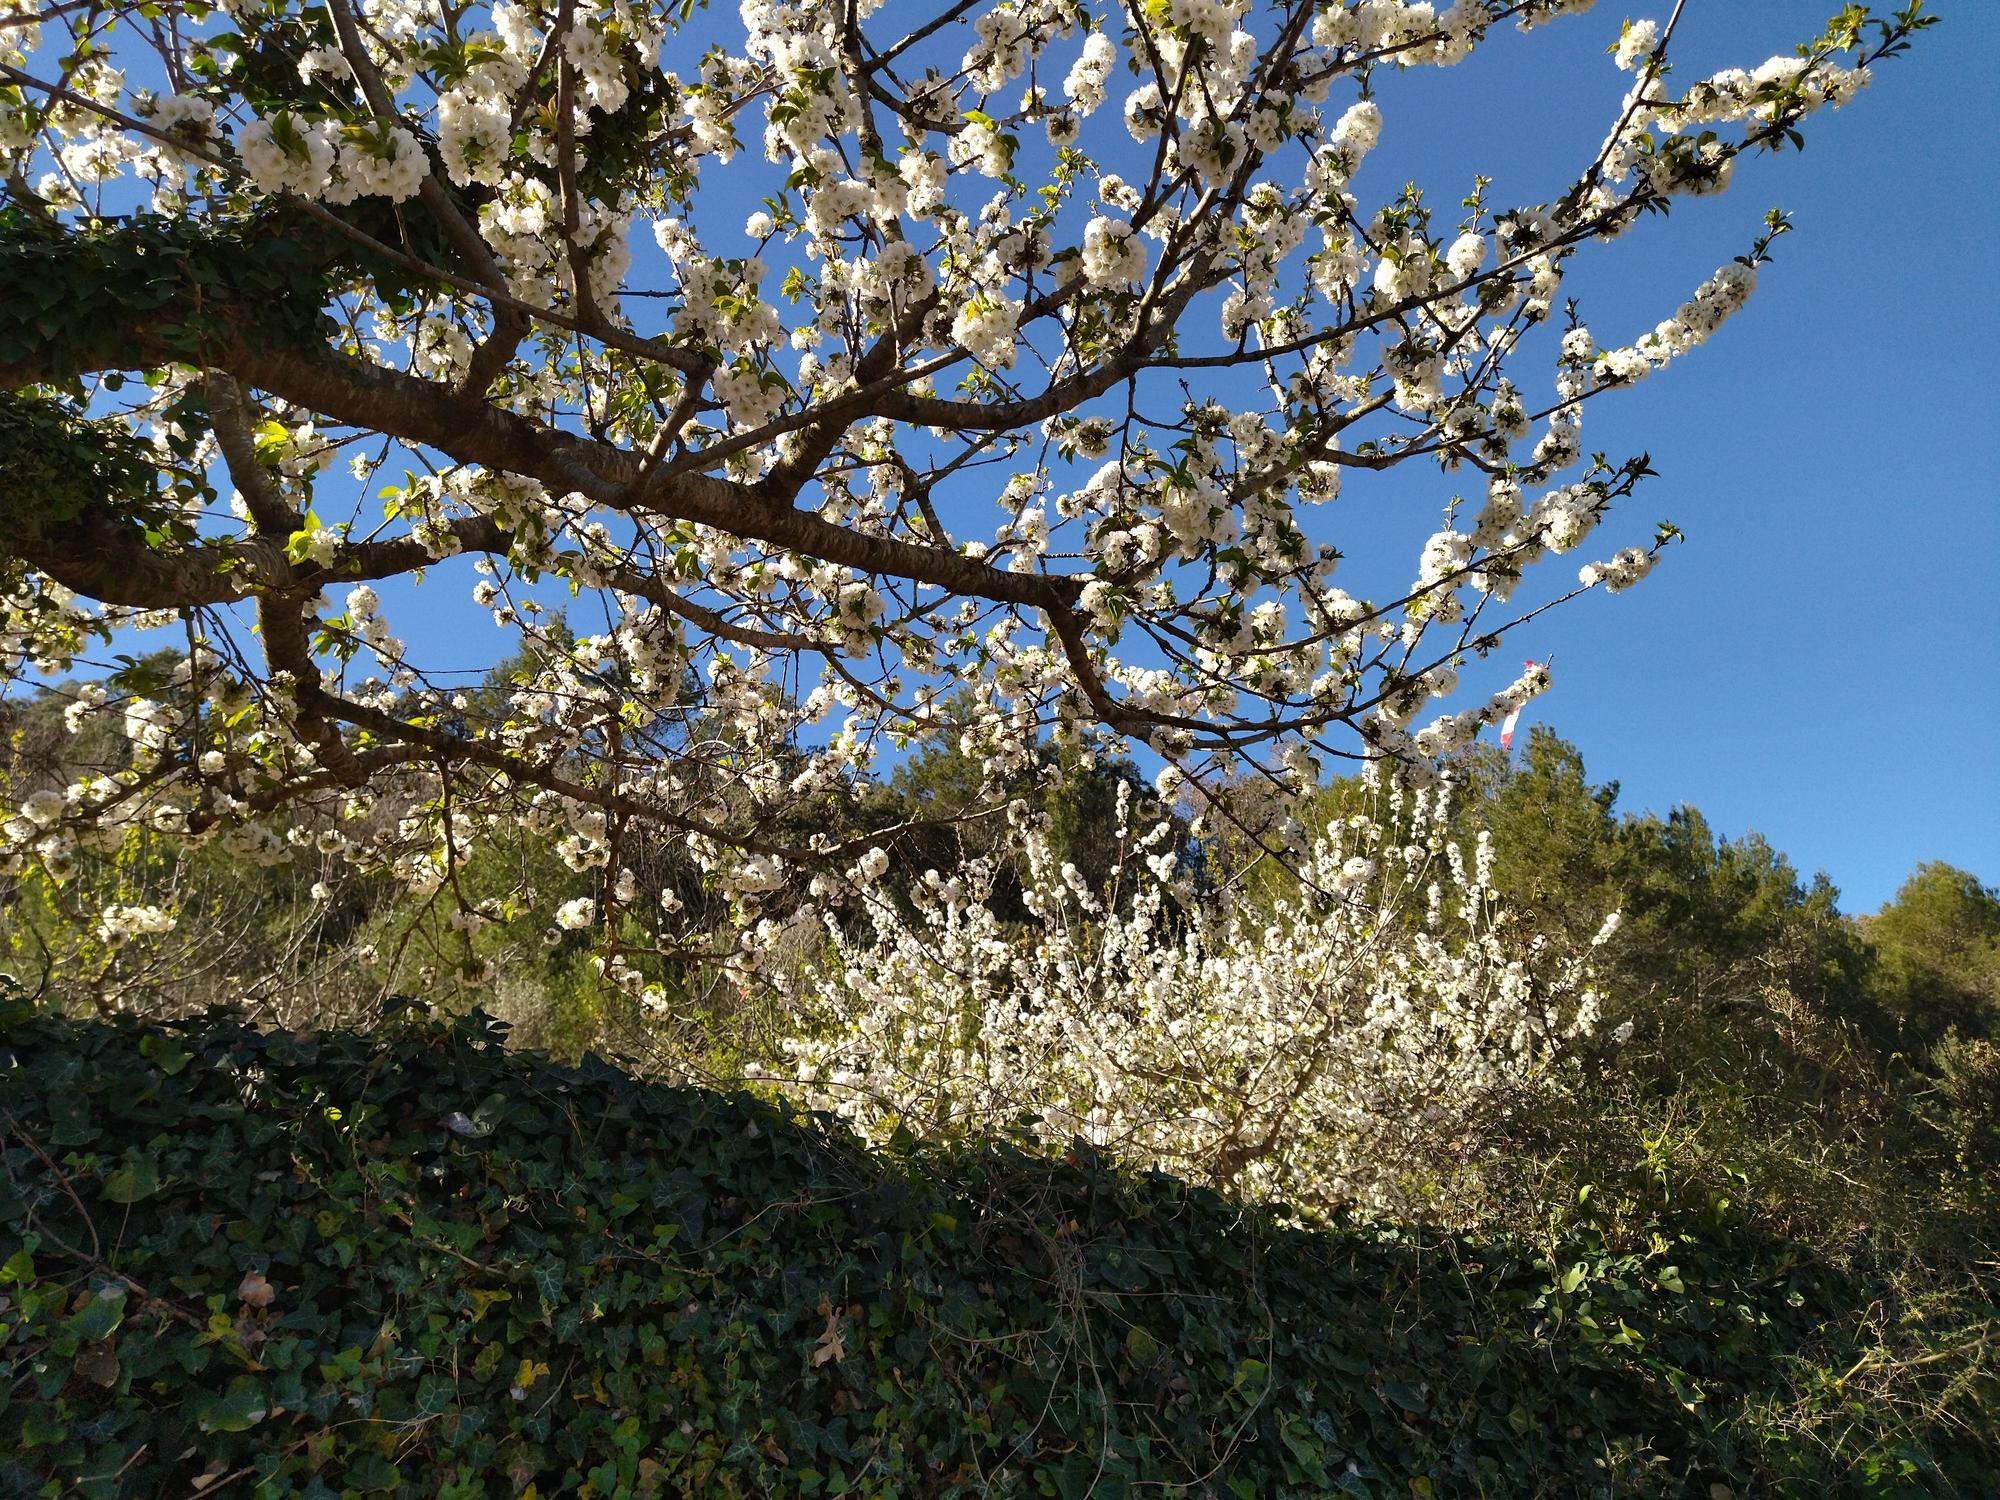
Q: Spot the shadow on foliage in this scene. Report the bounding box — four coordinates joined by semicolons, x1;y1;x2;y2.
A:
3;1003;1993;1498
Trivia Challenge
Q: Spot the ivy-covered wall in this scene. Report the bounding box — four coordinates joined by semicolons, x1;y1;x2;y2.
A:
1;1008;1988;1497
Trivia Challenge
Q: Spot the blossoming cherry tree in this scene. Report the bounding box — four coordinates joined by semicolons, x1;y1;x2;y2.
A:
0;0;1930;970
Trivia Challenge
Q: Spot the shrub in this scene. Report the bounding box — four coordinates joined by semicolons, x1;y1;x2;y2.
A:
765;777;1613;1220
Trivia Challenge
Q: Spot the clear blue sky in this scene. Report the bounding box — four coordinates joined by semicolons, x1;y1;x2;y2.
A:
1341;0;1998;911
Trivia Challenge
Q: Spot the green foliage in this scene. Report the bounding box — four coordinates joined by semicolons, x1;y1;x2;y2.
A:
1465;730;1888;1046
1865;863;2000;1040
1931;1032;2000;1167
0;208;335;380
0;391;175;535
3;1010;1995;1498
1473;731;1625;953
1440;731;1984;1252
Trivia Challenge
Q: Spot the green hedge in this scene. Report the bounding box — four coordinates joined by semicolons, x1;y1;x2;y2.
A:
0;1008;1990;1498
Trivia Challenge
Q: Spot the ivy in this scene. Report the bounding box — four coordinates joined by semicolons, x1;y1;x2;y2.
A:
0;1008;1987;1497
0;391;173;532
0;207;337;379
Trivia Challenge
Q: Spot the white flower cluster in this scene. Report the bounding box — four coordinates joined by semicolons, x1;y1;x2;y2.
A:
712;360;786;428
94;903;177;948
947;117;1013;179
237;113;425;204
436;43;525;188
1079;215;1147;291
140;93;217;164
766;777;1610;1220
1330;99;1382;161
669;253;783;355
235;112;336;197
1063;31;1117;115
1614;19;1661;73
562;20;636;115
950;293;1024;369
1577;547;1657;592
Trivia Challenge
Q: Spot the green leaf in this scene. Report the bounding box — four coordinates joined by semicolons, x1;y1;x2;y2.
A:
140;1033;192;1075
73;1338;121;1387
1125;1325;1161;1362
0;1245;35;1284
70;1284;128;1342
102;1154;161;1204
196;1376;270;1433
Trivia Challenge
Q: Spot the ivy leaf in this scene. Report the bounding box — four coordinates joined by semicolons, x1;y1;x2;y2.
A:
73;1340;121;1388
139;1034;192;1076
195;1376;269;1433
69;1285;127;1342
102;1154;160;1204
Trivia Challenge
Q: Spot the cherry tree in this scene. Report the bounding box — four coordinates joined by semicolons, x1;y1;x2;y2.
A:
0;0;1929;981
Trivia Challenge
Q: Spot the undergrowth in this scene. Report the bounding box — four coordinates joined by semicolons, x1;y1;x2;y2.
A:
1;1006;1994;1498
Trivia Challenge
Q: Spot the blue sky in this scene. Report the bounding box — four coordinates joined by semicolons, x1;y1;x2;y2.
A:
1339;0;1998;911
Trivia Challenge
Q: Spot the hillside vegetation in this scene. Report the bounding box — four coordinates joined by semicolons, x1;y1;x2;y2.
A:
3;1006;1995;1498
5;679;1998;1494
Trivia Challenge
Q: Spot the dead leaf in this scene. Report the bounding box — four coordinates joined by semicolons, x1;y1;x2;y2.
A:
811;1304;847;1368
235;1272;275;1309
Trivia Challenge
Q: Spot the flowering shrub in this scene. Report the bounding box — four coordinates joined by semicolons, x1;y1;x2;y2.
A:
765;776;1618;1219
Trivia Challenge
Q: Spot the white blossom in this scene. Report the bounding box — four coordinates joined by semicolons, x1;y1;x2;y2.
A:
767;779;1614;1220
